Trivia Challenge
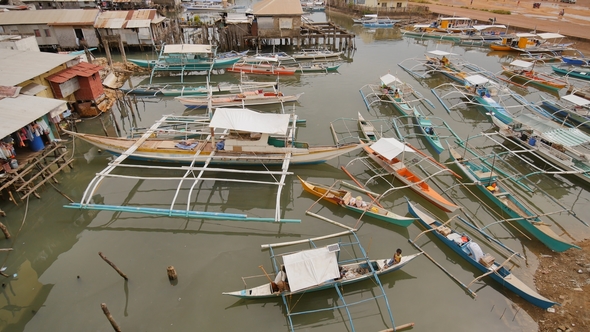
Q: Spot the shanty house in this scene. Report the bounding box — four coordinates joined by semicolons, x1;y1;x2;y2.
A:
355;0;408;9
0;9;100;51
20;0;99;10
94;9;167;49
252;0;304;38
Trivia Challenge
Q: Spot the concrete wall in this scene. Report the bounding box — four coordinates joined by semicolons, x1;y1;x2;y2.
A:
0;36;40;52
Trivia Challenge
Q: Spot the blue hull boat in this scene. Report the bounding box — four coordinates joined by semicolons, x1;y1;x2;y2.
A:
408;201;558;309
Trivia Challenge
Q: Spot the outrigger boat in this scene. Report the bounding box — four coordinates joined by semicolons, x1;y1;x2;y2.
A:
363;137;459;212
490;32;576;53
66;108;362;166
551;65;590;81
291;48;343;61
412;107;444;154
362;16;399;28
449;146;580;252
491;113;590;185
128;44;242;71
297;176;416;227
121;81;277;97
223;230;419;331
541;93;590;127
501;60;567;91
431;74;516;125
175;89;303;108
407;201;558;309
357;112;380;142
227;56;298;75
359;73;436;117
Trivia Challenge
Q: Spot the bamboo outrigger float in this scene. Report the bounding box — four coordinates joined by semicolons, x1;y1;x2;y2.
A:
66;109;362;223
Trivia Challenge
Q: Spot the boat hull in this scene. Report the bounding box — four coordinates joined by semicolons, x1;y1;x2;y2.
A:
363;145;458;212
298;176;415;227
552;66;590;81
71;132;362;166
127;56;241;70
408;201;557;309
449;148;579;252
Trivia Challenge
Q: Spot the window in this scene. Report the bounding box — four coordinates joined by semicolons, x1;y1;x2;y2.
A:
34;29;41;37
44;29;51;37
397;2;402;7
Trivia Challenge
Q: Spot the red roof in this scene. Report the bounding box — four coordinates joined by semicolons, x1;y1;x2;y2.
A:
46;62;103;84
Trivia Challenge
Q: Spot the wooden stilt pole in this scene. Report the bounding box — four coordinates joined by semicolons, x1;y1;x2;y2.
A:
99;252;128;280
101;303;122;332
0;222;10;239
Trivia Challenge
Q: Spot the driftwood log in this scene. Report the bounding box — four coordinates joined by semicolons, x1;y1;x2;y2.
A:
0;222;10;239
98;252;128;280
101;303;122;332
167;266;177;280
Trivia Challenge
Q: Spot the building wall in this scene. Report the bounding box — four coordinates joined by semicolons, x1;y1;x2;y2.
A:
16;63;72;100
74;73;103;101
1;24;58;47
53;26;99;49
255;16;302;38
0;36;40;52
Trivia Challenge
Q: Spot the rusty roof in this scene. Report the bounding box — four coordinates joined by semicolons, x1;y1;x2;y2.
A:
46;62;103;84
94;9;163;28
253;0;303;16
0;9;99;26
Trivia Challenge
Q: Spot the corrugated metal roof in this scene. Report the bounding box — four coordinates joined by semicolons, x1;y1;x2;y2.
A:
253;0;303;15
46;62;103;84
0;95;66;139
95;9;160;28
0;49;76;86
125;19;152;28
0;9;99;26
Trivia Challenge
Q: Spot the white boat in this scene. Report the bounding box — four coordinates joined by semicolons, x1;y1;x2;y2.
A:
66;108;363;166
175;89;303;108
292;48;343;61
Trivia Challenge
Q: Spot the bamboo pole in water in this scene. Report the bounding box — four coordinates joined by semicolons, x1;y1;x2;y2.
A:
99;252;128;280
101;303;122;332
379;322;415;332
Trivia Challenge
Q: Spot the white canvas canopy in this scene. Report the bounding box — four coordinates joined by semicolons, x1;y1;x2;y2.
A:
427;50;455;57
440;17;471;21
380;73;401;87
562;94;590;107
537;32;564;40
254;56;279;62
282;246;340;292
465;74;489;85
413;24;431;28
371;138;415;161
164;44;213;54
509;60;534;68
516;33;537;38
210;108;290;135
472;24;506;30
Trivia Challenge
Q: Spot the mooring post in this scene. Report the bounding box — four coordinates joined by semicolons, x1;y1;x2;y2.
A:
167;266;177;280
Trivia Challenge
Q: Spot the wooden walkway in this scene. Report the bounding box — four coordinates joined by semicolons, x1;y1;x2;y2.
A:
0;143;73;214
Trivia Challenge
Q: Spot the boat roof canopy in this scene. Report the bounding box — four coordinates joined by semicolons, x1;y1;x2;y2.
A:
380;73;401;87
163;44;213;54
210;108;290;135
472;24;506;30
514;113;590;147
283;245;340;292
562;94;590;106
509;59;534;68
427;50;455;56
537;32;564;40
465;74;489;85
516;33;537;38
371;138;415;160
254;55;279;62
413;24;431;28
439;17;471;20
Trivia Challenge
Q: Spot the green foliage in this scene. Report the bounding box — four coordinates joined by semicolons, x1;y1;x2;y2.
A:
478;8;511;14
193;16;201;24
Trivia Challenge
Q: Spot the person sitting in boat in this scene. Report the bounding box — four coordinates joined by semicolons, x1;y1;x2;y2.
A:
425;127;434;135
348;196;357;206
440;56;449;66
354;196;368;209
385;249;402;268
273;265;289;293
216;140;225;151
393;89;400;98
486;182;499;193
466;241;484;263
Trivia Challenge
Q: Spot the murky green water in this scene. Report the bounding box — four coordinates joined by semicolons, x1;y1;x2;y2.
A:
1;9;588;332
